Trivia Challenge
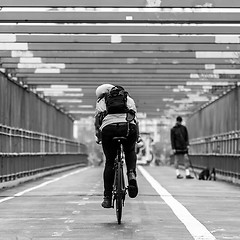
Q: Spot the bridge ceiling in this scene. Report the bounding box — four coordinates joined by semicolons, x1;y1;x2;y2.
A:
0;0;240;124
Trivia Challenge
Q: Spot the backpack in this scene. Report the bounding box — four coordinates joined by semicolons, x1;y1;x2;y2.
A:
105;86;129;114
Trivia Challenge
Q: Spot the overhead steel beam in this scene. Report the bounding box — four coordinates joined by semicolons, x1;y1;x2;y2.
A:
0;51;199;58
14;73;212;78
4;63;240;70
26;80;237;86
15;74;240;80
1;57;238;65
0;34;227;43
12;69;224;74
1;0;240;8
2;43;240;51
1;11;240;24
1;24;240;34
26;78;238;83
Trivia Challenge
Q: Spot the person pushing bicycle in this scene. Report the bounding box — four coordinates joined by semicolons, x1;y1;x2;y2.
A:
95;84;139;208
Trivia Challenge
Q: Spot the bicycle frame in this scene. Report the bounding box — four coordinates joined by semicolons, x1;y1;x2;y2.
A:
112;137;127;224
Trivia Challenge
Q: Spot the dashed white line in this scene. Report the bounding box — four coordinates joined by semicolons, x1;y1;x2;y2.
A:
138;166;216;240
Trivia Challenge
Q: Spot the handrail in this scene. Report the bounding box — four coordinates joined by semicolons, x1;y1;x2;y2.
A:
0;123;87;154
190;130;240;155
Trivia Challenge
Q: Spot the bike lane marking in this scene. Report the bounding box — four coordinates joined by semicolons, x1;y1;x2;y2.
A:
0;167;90;203
138;166;216;240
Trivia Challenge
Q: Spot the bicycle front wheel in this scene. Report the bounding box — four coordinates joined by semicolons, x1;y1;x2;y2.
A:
116;162;123;224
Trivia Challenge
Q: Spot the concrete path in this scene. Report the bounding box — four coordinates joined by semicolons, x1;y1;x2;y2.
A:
0;165;239;240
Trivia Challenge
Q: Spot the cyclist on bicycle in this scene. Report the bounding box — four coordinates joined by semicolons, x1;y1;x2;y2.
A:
95;84;139;208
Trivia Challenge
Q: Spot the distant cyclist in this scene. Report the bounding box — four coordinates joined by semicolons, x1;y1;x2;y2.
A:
95;84;139;208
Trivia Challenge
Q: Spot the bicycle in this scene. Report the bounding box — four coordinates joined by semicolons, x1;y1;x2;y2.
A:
112;136;127;225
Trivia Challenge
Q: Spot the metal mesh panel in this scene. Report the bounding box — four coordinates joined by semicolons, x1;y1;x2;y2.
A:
0;72;73;139
188;86;240;139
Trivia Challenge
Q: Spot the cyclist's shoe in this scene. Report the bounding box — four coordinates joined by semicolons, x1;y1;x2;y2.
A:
101;196;112;208
127;171;138;198
176;174;183;179
186;175;194;179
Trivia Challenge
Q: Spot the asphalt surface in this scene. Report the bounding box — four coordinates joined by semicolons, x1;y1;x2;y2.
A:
0;165;240;240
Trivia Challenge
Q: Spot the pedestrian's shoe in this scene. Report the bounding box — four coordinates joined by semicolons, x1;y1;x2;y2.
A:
186;175;194;179
101;196;112;208
127;171;138;198
176;174;183;179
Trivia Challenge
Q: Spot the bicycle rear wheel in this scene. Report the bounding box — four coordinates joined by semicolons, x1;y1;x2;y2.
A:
115;161;123;224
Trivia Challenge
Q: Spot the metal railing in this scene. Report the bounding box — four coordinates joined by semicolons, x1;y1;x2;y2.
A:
0;153;88;182
187;131;240;181
190;130;240;155
0;124;88;183
0;124;86;154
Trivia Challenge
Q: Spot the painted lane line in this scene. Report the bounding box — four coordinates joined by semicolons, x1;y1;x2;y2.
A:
14;167;90;197
0;167;90;202
138;166;216;240
0;196;15;203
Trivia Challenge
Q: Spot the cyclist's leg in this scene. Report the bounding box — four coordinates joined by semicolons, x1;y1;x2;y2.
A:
123;124;138;173
101;125;118;207
122;124;138;198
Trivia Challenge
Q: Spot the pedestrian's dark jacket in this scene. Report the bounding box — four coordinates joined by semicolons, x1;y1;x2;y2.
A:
170;123;189;153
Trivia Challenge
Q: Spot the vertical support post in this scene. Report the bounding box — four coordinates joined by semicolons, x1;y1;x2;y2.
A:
9;128;12;153
234;85;239;130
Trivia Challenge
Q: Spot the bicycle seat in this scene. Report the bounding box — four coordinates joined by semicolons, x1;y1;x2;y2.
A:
113;137;127;142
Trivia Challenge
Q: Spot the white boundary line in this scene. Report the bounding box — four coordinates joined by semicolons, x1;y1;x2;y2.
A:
0;167;90;203
138;166;216;240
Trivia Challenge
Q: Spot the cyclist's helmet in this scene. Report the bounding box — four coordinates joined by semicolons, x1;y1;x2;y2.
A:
111;85;125;91
95;83;114;98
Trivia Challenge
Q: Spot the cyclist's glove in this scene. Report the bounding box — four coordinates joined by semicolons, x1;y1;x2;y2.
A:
95;136;102;144
137;136;142;143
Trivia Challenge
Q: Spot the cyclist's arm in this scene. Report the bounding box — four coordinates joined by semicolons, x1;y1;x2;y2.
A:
126;96;137;113
127;96;141;141
94;112;103;143
95;98;107;143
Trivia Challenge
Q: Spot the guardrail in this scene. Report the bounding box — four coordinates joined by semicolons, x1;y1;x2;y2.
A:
190;130;240;155
0;124;89;183
0;152;88;182
189;154;240;180
0;124;86;154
